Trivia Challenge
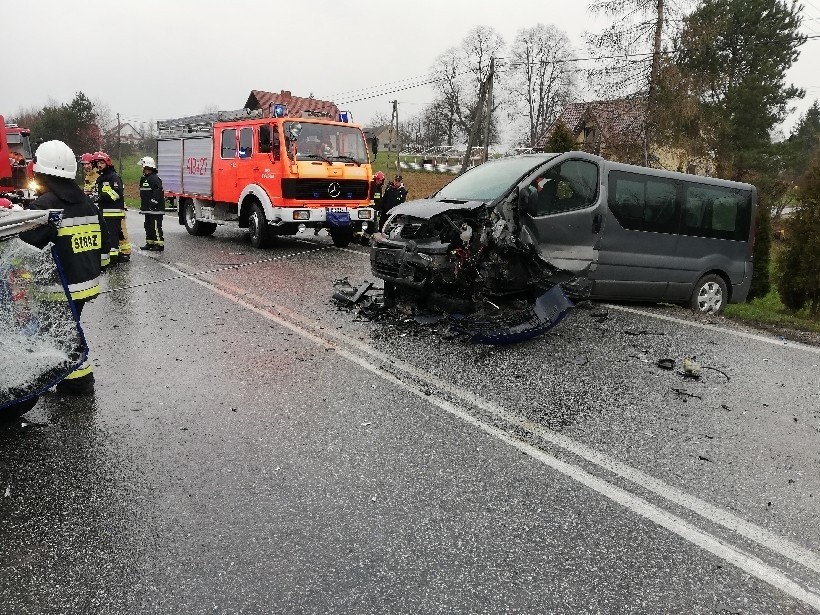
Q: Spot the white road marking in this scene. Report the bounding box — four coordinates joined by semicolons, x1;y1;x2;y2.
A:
140;253;820;609
604;303;820;355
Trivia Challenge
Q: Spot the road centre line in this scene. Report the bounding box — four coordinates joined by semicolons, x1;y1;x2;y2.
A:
101;246;330;294
141;254;820;608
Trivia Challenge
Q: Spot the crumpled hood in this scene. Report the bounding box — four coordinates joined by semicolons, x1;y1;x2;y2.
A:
387;198;488;219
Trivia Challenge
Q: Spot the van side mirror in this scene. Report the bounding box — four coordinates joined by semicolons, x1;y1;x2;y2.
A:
259;125;272;153
519;185;537;215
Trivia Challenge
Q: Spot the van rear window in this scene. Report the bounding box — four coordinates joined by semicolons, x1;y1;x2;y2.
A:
682;184;751;241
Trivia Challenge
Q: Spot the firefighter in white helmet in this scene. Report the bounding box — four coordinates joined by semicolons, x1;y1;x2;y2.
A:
138;156;165;251
19;140;110;394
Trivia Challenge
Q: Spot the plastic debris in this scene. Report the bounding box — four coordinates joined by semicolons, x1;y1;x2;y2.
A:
657;358;676;370
682;357;702;379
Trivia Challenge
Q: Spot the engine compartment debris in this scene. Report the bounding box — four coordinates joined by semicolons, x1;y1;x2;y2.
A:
331;278;573;345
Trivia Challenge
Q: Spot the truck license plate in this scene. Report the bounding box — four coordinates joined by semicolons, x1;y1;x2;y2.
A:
327;207;347;213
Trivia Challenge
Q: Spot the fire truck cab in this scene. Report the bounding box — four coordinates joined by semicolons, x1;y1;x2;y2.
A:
0;115;35;204
157;109;374;248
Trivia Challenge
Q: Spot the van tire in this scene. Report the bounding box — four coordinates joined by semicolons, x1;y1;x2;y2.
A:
690;274;727;315
183;200;217;236
248;202;272;248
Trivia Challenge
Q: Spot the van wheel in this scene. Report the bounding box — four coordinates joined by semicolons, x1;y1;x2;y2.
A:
329;227;353;247
183;200;216;236
690;274;727;315
248;202;272;248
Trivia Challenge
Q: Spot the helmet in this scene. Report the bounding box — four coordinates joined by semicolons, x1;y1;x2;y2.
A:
374;171;385;182
80;153;94;164
138;156;157;169
33;140;78;179
0;197;13;209
91;150;112;166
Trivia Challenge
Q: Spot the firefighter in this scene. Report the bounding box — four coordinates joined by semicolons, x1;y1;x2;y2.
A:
380;174;407;230
80;153;97;198
92;151;130;263
138;156;165;251
371;170;385;219
19;140;109;395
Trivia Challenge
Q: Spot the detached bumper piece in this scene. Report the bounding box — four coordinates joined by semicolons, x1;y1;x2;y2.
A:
451;286;574;345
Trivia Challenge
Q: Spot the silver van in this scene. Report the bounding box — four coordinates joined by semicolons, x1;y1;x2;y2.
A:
370;152;756;314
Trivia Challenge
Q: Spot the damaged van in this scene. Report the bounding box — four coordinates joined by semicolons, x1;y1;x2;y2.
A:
370;152;756;315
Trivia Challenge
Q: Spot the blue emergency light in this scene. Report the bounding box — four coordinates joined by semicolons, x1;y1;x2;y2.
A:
338;111;349;123
272;104;287;118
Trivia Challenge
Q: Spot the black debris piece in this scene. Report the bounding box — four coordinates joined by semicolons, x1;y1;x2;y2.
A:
657;358;676;370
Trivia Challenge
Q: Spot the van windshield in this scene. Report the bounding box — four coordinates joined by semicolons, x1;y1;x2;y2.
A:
285;122;368;165
436;156;556;201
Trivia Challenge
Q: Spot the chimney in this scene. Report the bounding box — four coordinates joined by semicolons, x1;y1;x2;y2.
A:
280;90;292;99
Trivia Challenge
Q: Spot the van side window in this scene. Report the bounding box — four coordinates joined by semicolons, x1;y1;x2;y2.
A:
238;127;253;158
531;160;598;215
609;172;678;233
220;129;237;159
682;184;751;241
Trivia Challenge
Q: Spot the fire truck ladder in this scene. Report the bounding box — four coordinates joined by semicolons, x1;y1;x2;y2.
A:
156;108;265;137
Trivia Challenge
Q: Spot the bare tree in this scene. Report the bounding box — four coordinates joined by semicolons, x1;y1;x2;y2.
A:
584;0;690;97
507;24;577;148
430;26;506;144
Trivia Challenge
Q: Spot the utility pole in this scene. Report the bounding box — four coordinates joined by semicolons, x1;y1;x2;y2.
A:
116;112;122;171
482;58;495;163
645;0;664;167
461;73;489;174
392;100;399;175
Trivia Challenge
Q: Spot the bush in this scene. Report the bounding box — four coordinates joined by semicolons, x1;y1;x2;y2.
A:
778;160;820;314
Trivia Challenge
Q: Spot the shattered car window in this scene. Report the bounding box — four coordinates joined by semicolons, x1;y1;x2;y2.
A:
529;159;599;216
436;156;556;202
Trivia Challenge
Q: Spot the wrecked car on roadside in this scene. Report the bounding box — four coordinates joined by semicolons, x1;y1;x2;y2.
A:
370;153;592;312
370;152;757;316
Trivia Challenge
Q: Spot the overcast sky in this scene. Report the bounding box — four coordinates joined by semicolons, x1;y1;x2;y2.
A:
5;0;820;140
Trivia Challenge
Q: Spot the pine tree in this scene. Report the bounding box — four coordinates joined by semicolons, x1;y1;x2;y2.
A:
546;120;577;153
778;158;820;314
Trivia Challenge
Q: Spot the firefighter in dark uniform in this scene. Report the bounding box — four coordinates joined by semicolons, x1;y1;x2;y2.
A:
92;150;128;264
371;171;385;228
380;174;408;230
20;140;109;395
138;156;165;251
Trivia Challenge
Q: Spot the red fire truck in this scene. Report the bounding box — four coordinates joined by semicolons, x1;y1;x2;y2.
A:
0;116;36;204
157;108;374;248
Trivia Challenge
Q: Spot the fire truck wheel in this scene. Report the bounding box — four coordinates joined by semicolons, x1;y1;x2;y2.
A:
329;227;354;247
183;200;217;236
248;202;273;249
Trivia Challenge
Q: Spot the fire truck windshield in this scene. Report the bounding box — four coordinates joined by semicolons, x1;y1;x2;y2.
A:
285;122;368;165
5;133;33;160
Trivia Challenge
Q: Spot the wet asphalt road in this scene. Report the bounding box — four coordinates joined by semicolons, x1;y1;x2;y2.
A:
1;212;819;614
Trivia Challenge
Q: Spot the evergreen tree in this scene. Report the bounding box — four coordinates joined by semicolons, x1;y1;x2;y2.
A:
778;158;820;314
546;120;577;153
678;0;805;180
29;92;99;156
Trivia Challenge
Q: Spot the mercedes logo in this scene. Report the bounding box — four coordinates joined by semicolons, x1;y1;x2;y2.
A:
327;182;341;198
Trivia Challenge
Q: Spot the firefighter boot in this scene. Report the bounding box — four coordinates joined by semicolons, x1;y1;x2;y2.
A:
56;360;95;395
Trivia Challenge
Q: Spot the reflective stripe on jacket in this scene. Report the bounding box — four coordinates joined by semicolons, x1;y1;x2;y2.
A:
19;191;108;302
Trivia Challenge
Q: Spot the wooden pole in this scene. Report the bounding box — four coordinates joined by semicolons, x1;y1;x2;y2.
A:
116;112;122;170
482;58;495;163
461;77;488;174
393;100;400;175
